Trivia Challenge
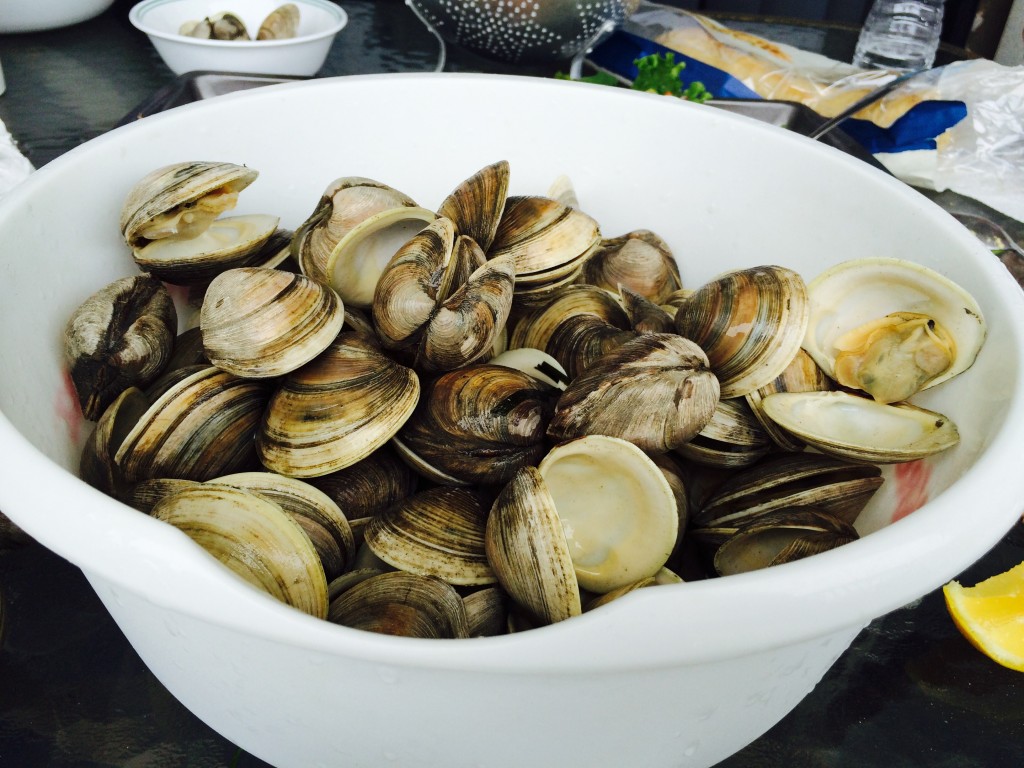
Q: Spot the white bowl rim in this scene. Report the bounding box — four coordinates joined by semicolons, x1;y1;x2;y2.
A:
3;71;1024;675
128;0;348;47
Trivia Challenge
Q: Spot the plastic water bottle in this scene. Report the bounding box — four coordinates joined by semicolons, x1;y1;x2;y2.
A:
852;0;945;71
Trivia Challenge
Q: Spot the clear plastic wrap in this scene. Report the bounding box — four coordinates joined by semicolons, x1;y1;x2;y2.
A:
611;3;1024;222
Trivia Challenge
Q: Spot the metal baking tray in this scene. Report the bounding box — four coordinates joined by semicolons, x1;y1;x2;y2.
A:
118;72;882;170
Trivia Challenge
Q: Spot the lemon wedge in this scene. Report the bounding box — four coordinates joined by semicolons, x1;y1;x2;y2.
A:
943;561;1024;672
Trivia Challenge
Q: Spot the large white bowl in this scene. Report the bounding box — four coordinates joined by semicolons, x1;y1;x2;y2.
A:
1;73;1023;768
129;0;348;76
0;0;116;32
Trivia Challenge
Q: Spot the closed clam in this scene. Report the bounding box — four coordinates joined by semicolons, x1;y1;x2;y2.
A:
395;363;556;486
674;265;810;398
151;484;329;618
620;286;676;334
115;366;271;482
463;587;509;637
508;283;634;378
490;194;601;300
712;507;859;576
547;332;720;454
436;160;509;253
372;216;516;371
692;453;884;532
307;445;417;519
673;397;771;469
213;472;356;581
79;386;151;497
258;3;301;39
328;571;470;639
258;332;420;477
580;229;681;304
200;267;345;378
64;274;177;421
363;487;495;585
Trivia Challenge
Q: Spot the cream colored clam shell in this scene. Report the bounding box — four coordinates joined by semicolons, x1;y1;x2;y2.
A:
151;484;329;619
200;267;345;378
761;390;960;463
537;435;678;594
802;257;986;394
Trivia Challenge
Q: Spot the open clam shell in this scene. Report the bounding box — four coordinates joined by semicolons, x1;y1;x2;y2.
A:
120;161;258;248
802;257;986;403
744;348;834;452
258;332;420;477
292;177;421;286
133;213;281;285
761;391;960;463
325;206;437;308
485;465;582;625
536;435;679;594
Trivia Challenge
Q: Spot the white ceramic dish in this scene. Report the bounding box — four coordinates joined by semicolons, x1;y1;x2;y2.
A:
129;0;347;76
0;0;116;33
1;73;1023;768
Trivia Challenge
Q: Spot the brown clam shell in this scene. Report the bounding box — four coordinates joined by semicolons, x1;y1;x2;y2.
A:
258;332;420;478
674;265;809;398
547;332;721;454
395;363;556;486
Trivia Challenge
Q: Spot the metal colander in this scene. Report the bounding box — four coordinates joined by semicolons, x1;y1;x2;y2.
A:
407;0;640;65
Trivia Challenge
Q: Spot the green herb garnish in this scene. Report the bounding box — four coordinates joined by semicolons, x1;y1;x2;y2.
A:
556;52;712;103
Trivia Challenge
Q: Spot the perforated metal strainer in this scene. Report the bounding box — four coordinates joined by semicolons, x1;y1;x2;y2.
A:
407;0;639;66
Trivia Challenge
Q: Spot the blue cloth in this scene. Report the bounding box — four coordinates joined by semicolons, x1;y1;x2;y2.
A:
589;30;968;155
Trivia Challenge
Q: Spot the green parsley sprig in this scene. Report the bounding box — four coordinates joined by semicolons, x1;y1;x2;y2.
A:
556;52;712;103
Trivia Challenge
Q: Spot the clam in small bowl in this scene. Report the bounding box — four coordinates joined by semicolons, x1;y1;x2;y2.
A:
128;0;348;76
2;73;1024;768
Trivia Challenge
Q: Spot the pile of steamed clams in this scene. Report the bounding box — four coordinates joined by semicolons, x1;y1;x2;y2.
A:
65;160;987;639
179;4;300;41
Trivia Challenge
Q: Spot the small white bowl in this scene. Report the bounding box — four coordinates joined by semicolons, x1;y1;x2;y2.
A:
0;0;116;33
129;0;348;76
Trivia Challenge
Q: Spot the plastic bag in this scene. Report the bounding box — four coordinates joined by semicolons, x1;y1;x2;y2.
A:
596;3;1024;222
887;60;1024;222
